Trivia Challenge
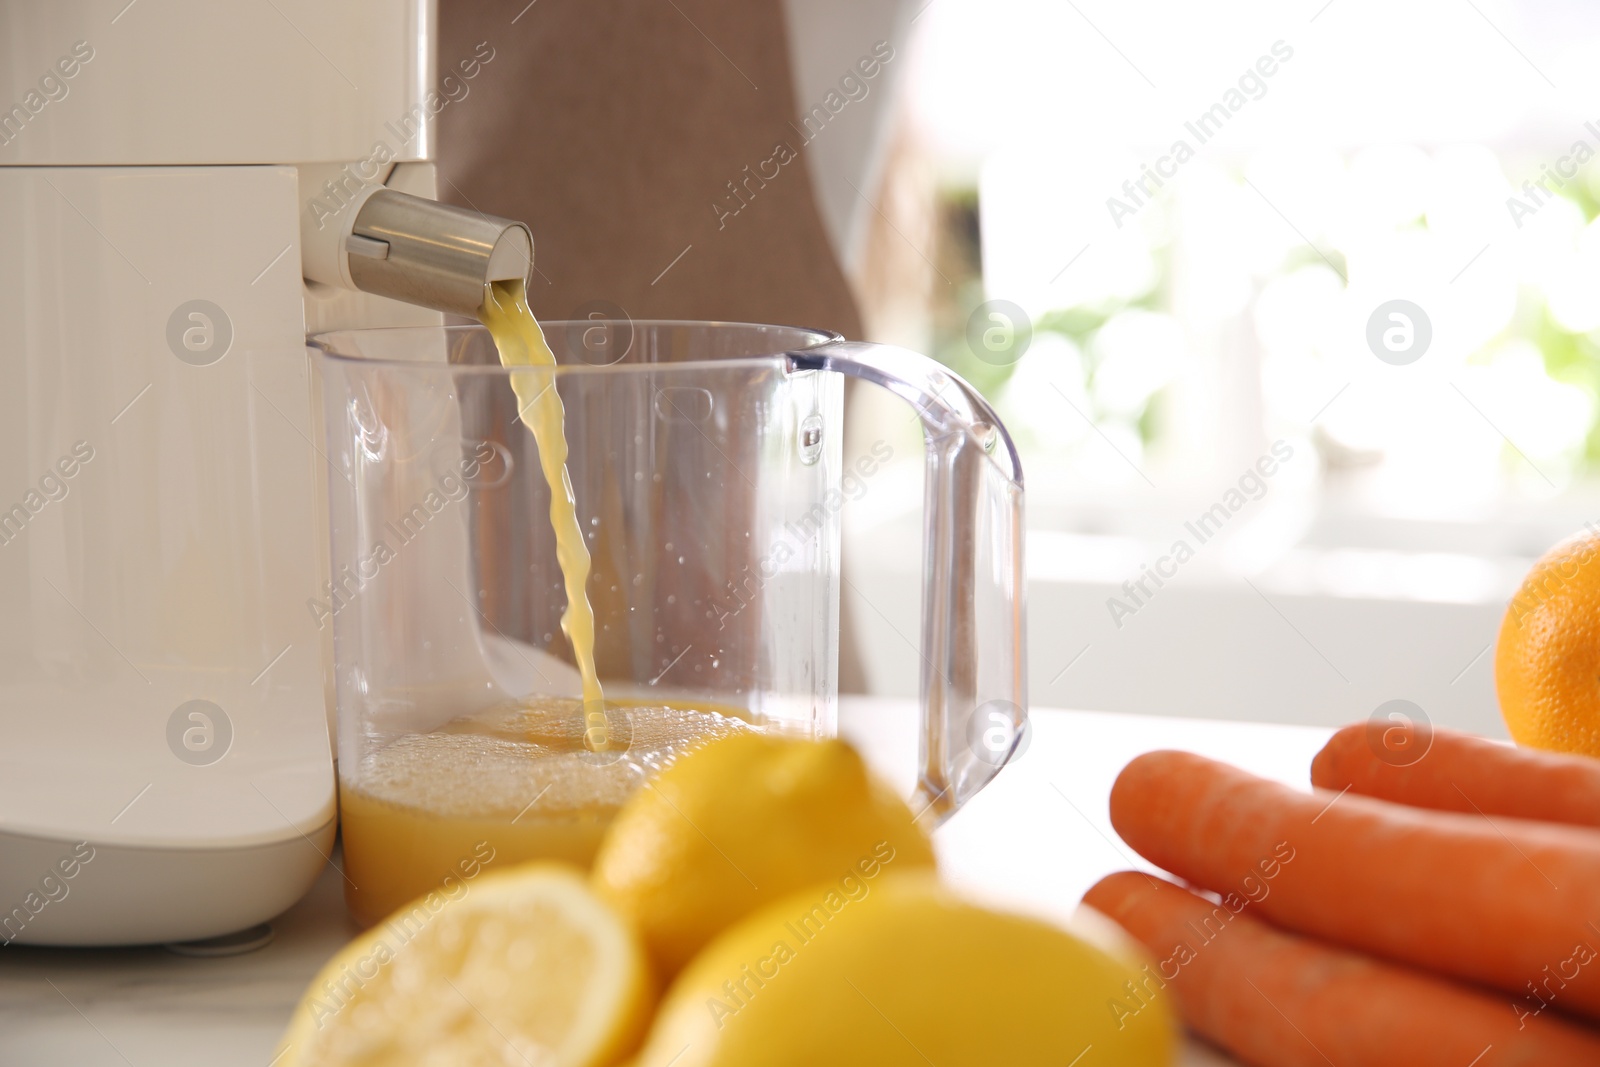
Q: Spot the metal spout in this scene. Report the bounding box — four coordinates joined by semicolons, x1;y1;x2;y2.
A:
344;190;532;317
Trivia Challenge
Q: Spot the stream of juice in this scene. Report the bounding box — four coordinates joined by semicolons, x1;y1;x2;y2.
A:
339;280;752;926
480;278;609;741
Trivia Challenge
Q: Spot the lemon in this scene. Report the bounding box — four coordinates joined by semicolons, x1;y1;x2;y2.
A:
591;733;936;976
633;873;1177;1067
275;864;653;1067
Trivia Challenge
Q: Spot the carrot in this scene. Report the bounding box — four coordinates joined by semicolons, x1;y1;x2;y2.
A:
1083;871;1600;1067
1109;750;1600;1021
1311;722;1600;829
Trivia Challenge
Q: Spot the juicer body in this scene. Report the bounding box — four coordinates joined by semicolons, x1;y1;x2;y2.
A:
0;0;459;944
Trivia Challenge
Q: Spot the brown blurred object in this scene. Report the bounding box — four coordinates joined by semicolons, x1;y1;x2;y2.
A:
436;0;875;694
848;116;943;346
436;0;863;338
837;116;942;693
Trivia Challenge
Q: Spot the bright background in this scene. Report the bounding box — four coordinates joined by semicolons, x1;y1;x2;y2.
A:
839;0;1600;735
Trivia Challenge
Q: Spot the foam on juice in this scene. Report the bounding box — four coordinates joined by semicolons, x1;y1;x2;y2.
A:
341;698;753;926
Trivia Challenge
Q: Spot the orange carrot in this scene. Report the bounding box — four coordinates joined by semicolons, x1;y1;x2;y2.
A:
1109;749;1600;1021
1312;722;1600;829
1083;871;1600;1067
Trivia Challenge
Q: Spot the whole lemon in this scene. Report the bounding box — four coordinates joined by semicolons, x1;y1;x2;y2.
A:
1496;530;1600;756
591;733;935;976
633;872;1177;1067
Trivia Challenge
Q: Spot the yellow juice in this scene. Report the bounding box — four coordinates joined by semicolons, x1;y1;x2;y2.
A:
339;281;739;926
341;697;755;927
478;278;608;737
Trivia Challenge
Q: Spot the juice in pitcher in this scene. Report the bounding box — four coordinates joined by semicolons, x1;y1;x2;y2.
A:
338;281;741;925
339;697;755;926
316;309;1028;929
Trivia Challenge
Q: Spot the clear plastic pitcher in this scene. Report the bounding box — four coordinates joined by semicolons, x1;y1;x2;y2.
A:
311;322;1026;925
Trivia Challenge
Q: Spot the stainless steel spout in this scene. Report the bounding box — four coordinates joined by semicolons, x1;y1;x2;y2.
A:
344;190;532;317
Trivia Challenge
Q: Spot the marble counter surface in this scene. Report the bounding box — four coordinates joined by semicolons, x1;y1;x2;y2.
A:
0;699;1333;1065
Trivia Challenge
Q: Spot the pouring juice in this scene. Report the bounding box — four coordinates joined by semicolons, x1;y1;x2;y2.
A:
317;310;1028;929
337;281;752;925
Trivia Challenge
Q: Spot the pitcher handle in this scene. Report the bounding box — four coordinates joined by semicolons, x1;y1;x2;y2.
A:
787;342;1027;824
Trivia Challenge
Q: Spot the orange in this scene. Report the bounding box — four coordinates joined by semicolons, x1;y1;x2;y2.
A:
1496;529;1600;756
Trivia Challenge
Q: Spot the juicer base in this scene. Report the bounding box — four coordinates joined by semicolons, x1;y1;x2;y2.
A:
0;820;336;948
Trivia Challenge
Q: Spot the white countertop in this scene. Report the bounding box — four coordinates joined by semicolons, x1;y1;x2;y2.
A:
0;699;1333;1066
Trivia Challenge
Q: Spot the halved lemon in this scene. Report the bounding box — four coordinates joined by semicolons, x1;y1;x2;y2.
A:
276;864;654;1067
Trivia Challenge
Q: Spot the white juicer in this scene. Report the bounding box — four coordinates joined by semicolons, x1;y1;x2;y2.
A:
0;0;532;945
